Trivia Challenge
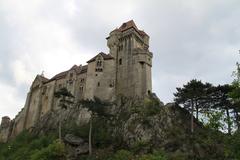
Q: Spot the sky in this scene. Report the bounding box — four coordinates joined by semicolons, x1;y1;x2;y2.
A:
0;0;240;120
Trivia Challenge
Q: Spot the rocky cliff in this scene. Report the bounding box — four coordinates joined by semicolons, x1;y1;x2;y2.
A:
21;96;224;159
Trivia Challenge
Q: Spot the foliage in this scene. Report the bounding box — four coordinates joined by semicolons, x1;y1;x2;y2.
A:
92;117;113;148
0;131;59;160
138;150;167;160
227;131;240;159
108;150;133;160
30;140;66;160
203;110;225;131
143;98;161;116
77;149;167;160
78;97;111;117
174;79;212;118
54;87;74;109
62;120;89;139
131;140;150;153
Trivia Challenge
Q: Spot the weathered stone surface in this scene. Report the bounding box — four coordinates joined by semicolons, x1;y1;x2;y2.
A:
0;116;12;143
0;20;154;143
75;143;89;155
64;134;84;146
14;97;224;159
30;106;91;135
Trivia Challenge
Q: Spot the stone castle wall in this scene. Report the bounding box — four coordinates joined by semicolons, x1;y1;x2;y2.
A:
0;20;153;142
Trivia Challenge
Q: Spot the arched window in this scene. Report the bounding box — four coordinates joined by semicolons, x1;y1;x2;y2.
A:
96;57;103;72
97;60;102;67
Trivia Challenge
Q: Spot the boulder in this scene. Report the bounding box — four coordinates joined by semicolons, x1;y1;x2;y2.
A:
75;143;89;155
64;134;84;146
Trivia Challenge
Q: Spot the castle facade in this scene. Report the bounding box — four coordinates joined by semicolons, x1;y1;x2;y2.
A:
0;20;153;142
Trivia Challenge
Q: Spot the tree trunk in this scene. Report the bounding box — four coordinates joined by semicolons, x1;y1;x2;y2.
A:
196;102;199;120
226;108;231;135
89;116;92;156
234;109;240;130
59;115;62;141
191;99;194;133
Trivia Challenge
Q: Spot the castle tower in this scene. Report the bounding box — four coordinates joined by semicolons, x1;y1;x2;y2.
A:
0;116;12;142
107;20;153;98
0;116;11;128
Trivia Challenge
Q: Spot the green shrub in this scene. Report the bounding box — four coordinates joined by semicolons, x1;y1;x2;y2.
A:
92;117;112;148
0;131;58;160
109;150;133;160
62;121;89;139
137;150;167;160
30;140;66;160
131;140;149;153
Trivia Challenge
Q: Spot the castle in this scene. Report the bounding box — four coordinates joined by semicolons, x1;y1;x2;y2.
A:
0;20;153;142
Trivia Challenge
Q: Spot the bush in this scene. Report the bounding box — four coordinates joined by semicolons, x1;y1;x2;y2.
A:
30;140;66;160
62;121;89;139
109;150;133;160
0;131;58;160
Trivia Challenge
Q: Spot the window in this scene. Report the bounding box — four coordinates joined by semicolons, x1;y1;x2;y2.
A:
80;86;83;92
95;68;103;72
70;73;73;78
109;80;114;88
148;90;151;95
118;45;123;51
96;58;103;72
80;78;84;83
97;60;102;67
140;61;144;68
97;82;100;87
42;86;47;95
119;58;122;65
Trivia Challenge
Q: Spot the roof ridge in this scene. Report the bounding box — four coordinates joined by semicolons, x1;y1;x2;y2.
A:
87;52;114;63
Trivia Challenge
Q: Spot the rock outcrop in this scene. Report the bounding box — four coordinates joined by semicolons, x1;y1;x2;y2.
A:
0;116;13;143
24;97;224;159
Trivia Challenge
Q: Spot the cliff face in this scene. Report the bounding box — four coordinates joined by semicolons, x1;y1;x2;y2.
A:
0;117;12;143
14;97;223;159
0;94;225;159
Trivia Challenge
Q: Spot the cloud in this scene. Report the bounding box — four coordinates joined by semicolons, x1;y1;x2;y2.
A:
0;0;240;120
0;81;24;119
11;60;33;85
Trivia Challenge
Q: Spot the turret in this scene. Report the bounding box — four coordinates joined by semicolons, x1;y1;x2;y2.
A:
0;116;11;128
107;29;121;59
107;20;153;98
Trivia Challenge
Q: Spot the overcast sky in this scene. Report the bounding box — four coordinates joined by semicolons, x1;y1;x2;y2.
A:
0;0;239;120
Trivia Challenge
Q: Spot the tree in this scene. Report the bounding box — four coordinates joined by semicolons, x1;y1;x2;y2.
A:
174;79;212;133
229;62;240;130
210;85;234;134
54;87;74;140
78;97;111;156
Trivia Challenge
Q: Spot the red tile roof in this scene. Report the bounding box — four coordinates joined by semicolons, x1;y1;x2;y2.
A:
87;52;114;63
119;20;138;32
38;75;49;82
48;64;88;82
112;20;149;37
50;71;68;81
79;65;88;74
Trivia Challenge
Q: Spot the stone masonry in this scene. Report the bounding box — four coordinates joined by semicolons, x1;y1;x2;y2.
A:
0;20;153;142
